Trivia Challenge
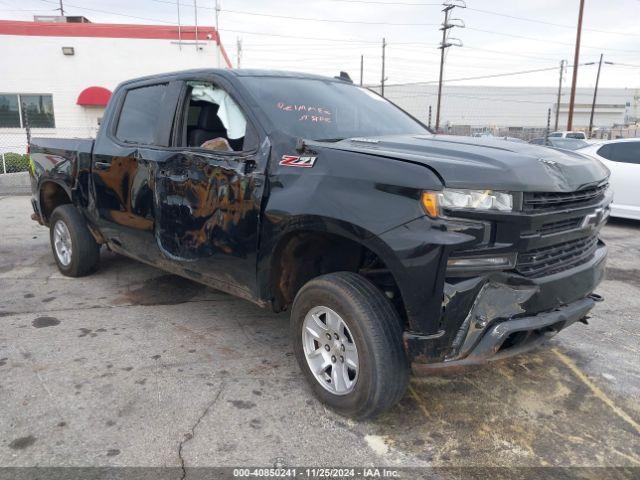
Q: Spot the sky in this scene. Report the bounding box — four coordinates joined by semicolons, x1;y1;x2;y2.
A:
1;0;639;89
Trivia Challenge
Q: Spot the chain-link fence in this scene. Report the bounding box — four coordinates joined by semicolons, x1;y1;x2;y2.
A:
0;126;98;175
592;125;640;140
0;125;98;195
0;129;30;174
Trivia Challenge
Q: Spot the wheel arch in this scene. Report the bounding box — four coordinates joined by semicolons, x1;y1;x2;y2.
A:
259;215;408;323
39;180;73;224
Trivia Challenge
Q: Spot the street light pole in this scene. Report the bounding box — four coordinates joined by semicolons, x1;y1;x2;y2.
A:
567;0;585;131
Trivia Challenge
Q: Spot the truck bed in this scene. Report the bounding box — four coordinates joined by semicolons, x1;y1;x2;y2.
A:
29;137;95;221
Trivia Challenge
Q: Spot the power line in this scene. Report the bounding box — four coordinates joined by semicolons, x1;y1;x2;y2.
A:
459;46;560;62
464;27;640;54
38;0;640;46
389;92;557;105
378;64;595;86
0;8;53;11
610;62;640;68
219;8;439;26
219;28;453;46
219;28;388;44
37;0;176;24
326;0;640;37
466;6;640;38
327;0;441;5
38;0;423;45
34;0;640;55
151;1;640;42
434;66;562;84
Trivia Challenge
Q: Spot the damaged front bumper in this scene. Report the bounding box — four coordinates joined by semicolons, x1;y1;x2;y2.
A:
405;242;607;373
411;296;596;373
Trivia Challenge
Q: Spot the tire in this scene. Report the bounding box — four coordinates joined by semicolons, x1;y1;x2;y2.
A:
291;271;409;419
49;205;100;277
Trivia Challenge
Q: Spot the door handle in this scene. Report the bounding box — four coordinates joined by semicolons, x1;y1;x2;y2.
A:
94;161;111;171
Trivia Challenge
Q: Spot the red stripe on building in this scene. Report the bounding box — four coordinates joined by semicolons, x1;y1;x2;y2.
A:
0;20;217;41
0;20;232;68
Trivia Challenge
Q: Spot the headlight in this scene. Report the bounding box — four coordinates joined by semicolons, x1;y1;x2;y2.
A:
421;189;513;217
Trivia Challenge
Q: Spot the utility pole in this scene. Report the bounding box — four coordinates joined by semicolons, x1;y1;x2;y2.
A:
567;0;585;131
435;1;465;133
194;0;199;51
176;0;182;50
588;54;613;137
236;37;242;69
58;0;65;15
215;0;221;67
360;55;364;86
554;60;565;131
381;38;387;97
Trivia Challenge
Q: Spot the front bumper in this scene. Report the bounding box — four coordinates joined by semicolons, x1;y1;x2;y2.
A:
405;242;607;372
411;295;596;374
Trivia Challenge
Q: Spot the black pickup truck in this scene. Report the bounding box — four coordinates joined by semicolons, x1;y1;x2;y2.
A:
29;69;610;418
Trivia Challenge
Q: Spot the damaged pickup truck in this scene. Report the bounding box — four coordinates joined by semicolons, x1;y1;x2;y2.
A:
29;69;610;418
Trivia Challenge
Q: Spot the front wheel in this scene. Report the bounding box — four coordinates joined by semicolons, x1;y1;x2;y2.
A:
291;272;409;419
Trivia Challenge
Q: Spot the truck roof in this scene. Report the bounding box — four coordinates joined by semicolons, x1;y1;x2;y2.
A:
118;68;350;88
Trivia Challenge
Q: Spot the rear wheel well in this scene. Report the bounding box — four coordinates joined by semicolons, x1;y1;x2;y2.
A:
270;230;407;324
40;182;71;224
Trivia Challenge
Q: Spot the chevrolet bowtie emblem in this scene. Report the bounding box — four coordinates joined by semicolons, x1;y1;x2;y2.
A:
539;158;558;166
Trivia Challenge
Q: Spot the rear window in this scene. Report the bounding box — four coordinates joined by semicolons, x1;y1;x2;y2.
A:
116;84;168;144
566;132;586;139
550;138;588;150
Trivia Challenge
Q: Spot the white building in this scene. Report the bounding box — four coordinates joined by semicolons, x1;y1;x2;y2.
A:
381;83;639;136
0;16;231;153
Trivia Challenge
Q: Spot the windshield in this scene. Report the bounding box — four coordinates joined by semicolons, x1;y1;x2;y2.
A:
566;132;586;139
549;138;589;150
239;76;428;141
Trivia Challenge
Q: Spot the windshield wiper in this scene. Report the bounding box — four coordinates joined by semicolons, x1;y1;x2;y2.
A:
313;138;345;143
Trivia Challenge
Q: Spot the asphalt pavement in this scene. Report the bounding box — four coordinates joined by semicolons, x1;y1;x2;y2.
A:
1;195;639;476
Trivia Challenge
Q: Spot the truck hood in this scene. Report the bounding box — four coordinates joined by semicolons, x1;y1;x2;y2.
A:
323;134;609;192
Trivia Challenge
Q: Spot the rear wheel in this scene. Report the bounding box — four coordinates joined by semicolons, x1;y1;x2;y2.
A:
49;205;100;277
291;271;409;419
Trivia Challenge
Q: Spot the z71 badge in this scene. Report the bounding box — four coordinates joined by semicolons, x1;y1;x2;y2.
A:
279;155;317;168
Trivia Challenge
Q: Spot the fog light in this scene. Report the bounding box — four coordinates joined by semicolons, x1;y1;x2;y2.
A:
447;254;516;273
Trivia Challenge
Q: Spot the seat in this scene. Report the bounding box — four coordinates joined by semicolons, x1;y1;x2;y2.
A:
188;103;228;148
